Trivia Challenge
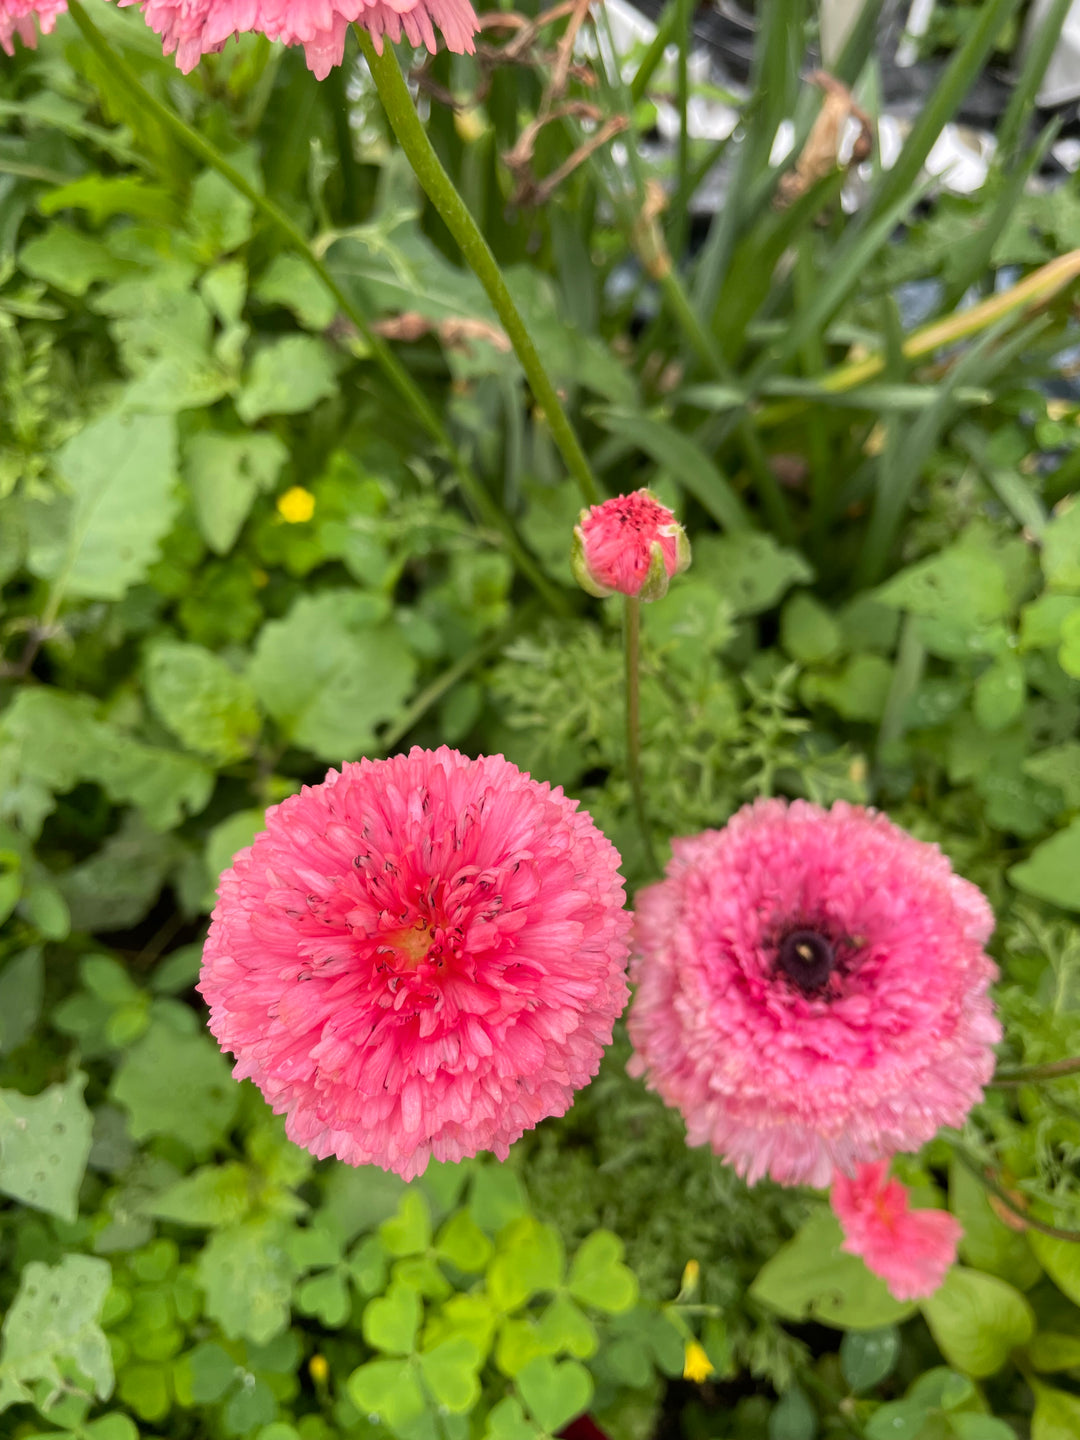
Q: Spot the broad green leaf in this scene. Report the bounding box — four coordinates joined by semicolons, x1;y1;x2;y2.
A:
363;1282;421;1355
118;1361;171;1422
248;590;417;760
1028;1228;1080;1306
296;1269;351;1328
973;653;1026;732
1060;609;1080;678
381;1191;432;1257
180;1341;236;1402
948;1157;1041;1290
196;1218;298;1344
875;538;1013;629
1042;503;1080;592
769;1386;816;1440
0;946;44;1055
469;1165;528;1233
59;813;179;933
188;169;255;257
534;1295;598;1360
695;533;814;617
142;1162;253;1227
111;1021;239;1156
418;1336;481;1411
27;410;178;601
1028;1332;1080;1372
255;253;337;330
236;336;337;422
96;283;233;413
184;430;288;555
750;1209;917;1330
484;1396;542;1440
919;1266;1034;1377
436;1211;493;1273
1032;1381;1080;1440
38;173;176;224
1019;594;1080;650
347;1357;427;1429
781;592;843;664
487;1218;564;1311
802;654;893;722
0;1254;113;1413
0;1071;94;1221
19;222;128;295
567;1230;638;1313
515;1355;593;1433
839;1327;901;1392
204;808;265;908
1009;820;1080;913
1023;742;1080;808
144;639;261;763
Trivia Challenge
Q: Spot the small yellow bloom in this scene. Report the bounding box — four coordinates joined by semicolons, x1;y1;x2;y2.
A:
683;1341;715;1384
277;486;316;524
680;1258;701;1294
309;1353;329;1385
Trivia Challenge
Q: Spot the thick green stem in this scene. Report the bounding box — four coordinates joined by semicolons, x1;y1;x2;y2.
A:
66;1;567;616
950;1144;1080;1244
358;32;600;507
625;598;659;875
990;1056;1080;1088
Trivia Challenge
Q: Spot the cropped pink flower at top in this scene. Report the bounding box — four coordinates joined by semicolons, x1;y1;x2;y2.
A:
1;0;65;55
121;0;478;81
572;489;690;602
832;1161;963;1300
627;799;1000;1189
199;747;631;1180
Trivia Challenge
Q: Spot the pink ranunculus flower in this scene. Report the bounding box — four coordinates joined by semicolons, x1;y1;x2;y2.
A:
199;746;631;1180
572;489;691;602
831;1161;963;1300
1;0;65;55
627;799;1001;1188
120;0;478;81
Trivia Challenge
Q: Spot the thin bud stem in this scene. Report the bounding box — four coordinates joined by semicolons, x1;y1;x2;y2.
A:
989;1055;1080;1088
624;597;659;877
949;1143;1080;1244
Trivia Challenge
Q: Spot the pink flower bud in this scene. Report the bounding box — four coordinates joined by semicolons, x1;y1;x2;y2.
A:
571;489;691;602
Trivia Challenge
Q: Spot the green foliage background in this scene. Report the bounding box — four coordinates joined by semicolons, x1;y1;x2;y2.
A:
3;2;1080;1437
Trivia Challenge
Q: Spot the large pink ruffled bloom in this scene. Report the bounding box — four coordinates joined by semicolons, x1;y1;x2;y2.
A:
120;0;478;81
832;1161;963;1300
199;747;630;1180
627;800;1000;1188
1;0;65;55
572;489;690;602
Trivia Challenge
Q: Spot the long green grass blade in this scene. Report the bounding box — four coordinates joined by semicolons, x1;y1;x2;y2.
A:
997;0;1072;160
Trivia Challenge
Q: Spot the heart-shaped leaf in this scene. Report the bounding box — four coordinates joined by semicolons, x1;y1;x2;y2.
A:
515;1355;593;1433
362;1282;420;1355
419;1336;481;1411
347;1357;426;1428
567;1231;638;1314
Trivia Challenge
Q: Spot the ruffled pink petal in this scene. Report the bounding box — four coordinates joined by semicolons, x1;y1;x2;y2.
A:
832;1161;963;1301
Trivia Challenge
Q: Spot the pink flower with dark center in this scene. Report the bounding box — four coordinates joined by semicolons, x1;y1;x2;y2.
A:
199;746;630;1179
119;0;478;81
572;489;690;601
1;0;65;55
627;799;1000;1188
831;1161;963;1300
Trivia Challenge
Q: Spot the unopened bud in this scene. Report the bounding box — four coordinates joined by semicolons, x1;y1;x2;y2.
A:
571;489;690;602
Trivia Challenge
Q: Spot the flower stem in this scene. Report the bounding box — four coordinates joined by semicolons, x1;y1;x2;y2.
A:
950;1143;1080;1243
989;1055;1080;1087
357;32;600;508
625;597;659;875
65;1;567;617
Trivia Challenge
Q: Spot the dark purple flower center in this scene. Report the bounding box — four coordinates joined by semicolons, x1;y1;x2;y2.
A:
777;928;835;992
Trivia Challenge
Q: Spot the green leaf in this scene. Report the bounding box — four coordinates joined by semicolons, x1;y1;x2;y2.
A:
418;1337;481;1411
0;1071;94;1222
184;430;288;555
695;533;814;617
435;1211;493;1273
567;1230;638;1313
255;253;337;330
840;1327;901;1392
347;1357;427;1429
1042;503;1080;592
188;169;255;257
484;1396;542;1440
296;1269;351;1328
469;1165;528;1233
1019;594;1080;650
515;1355;593;1433
142;1162;253;1227
768;1386;816;1440
1028;1332;1080;1372
1009;820;1080;913
919;1266;1034;1377
28;410;178;601
974;653;1026;732
363;1282;421;1355
111;1021;239;1156
236;336;337;422
1023;742;1080;808
196;1218;298;1344
248;590;417;760
0;946;44;1055
1032;1381;1080;1440
144;639;261;763
182;1341;237;1403
204;808;265;907
19;222;128;295
534;1295;598;1360
948;1156;1041;1290
381;1192;432;1257
781;592;843;665
0;1254;113;1413
802;654;893;723
875;538;1014;629
487;1218;564;1311
750;1209;917;1331
1060;609;1080;679
1028;1229;1080;1306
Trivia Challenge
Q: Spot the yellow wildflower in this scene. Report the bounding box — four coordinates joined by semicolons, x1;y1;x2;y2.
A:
277;486;316;524
309;1354;329;1385
680;1258;701;1295
683;1341;715;1384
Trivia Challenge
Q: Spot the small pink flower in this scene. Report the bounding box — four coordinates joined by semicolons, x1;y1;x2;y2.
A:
199;746;630;1180
627;799;1000;1188
1;0;65;55
572;489;690;601
119;0;478;80
831;1161;963;1300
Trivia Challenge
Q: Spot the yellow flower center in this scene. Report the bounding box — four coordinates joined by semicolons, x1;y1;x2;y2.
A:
277;486;316;524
